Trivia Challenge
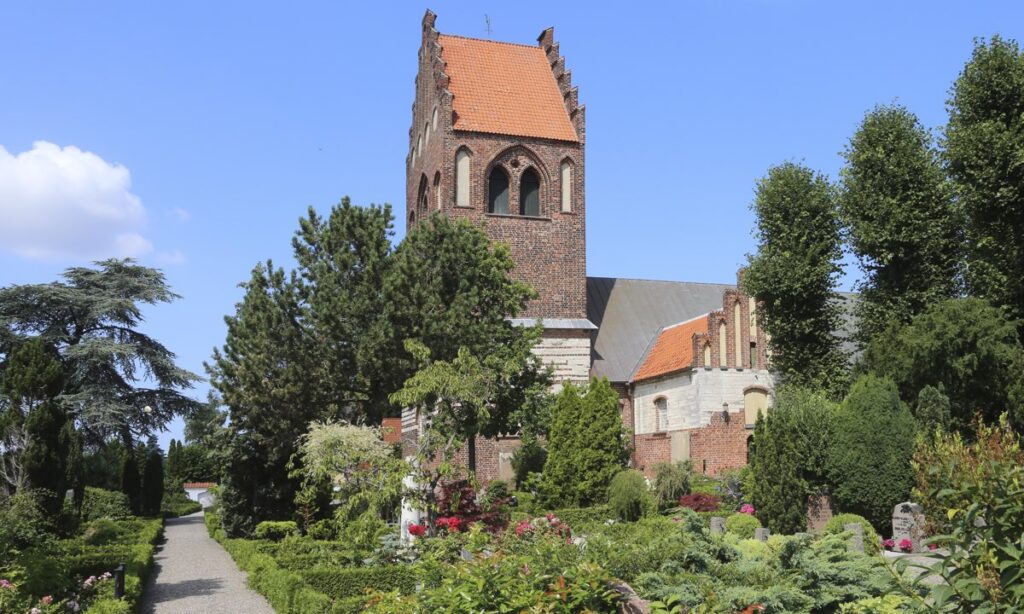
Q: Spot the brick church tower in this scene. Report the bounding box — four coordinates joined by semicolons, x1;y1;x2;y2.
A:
406;11;592;383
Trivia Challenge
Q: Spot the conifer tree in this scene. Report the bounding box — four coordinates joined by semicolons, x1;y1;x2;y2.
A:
539;379;629;509
945;36;1024;325
840;104;961;345
121;451;141;515
141;437;164;516
741;163;847;395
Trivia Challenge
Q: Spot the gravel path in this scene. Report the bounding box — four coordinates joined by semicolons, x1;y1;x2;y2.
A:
141;512;274;614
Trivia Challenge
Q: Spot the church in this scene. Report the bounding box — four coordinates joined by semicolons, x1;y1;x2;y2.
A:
401;11;775;480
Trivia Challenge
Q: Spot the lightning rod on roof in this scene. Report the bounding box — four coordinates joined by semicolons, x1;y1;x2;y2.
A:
484;14;492;38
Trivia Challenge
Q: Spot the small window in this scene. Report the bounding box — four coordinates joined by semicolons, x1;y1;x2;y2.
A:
433;172;442;210
703;343;711;368
417;134;422;158
520;168;540;216
488;167;510;214
718;322;728;368
750;343;758;369
655;398;668;432
424;122;430;147
431;107;439;132
455;149;471;207
560;161;572;212
417;175;429;213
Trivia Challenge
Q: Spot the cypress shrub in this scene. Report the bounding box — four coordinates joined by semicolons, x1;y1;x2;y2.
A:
607;469;655;521
827;375;916;534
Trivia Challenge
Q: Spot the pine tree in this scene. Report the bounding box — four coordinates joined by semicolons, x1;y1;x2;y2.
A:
839;104;961;345
741;163;847;395
945;36;1024;325
539;379;629;509
122;451;141;515
140;437;164;516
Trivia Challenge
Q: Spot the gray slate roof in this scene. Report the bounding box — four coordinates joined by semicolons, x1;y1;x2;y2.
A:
587;277;733;383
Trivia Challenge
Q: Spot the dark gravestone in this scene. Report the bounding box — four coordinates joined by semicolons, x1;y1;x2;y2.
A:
891;502;925;553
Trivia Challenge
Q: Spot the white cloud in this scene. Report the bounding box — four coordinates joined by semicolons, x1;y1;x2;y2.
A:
172;207;191;222
156;249;186;265
0;141;153;260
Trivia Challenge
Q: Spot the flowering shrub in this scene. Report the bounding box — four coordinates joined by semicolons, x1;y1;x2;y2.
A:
678;493;720;512
436;480;508;533
739;503;756;515
407;523;426;537
435;516;462;533
898;538;913;553
512;514;572;541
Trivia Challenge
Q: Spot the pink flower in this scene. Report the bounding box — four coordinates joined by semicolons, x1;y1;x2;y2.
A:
514;520;534;537
42;596;53;604
927;542;939;551
546;513;554;521
0;579;13;589
882;538;896;551
30;608;42;614
899;538;913;553
740;504;756;515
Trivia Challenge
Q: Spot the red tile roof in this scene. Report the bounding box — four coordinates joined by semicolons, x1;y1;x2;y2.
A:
183;482;217;489
632;315;709;382
381;417;402;444
439;35;578;142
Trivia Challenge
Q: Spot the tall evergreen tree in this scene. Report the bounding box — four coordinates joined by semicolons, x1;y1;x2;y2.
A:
207;262;321;535
0;259;201;446
140;437;164;516
945;36;1024;324
742;163;847;395
539;379;629;509
121;450;141;515
840;104;962;345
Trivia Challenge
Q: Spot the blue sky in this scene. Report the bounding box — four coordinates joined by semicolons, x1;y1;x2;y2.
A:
2;1;1022;449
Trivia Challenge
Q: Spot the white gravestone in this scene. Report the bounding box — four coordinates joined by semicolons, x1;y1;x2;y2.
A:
399;470;422;546
891;501;926;553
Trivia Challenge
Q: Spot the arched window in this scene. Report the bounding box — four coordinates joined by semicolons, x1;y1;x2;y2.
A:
519;168;540;216
718;321;728;368
455;149;471;207
750;343;758;369
417;175;429;213
431;107;439;132
560;160;573;212
433;172;442;210
703;342;711;368
733;301;743;368
416;134;422;158
488;167;510;214
654;397;668;432
749;297;758;337
408;210;416;226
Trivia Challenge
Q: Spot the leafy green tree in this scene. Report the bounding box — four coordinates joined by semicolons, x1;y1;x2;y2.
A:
207;262;321;535
0;339;77;516
749;387;835;534
915;385;952;434
539;378;629;509
292;200;395;423
945;36;1024;324
827;375;916;534
140;437;164;516
0;259;202;446
862;297;1024;430
741;163;847;395
839;104;961;345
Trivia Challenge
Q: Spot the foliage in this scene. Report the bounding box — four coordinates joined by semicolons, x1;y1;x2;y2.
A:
651;461;692;509
741;162;847;394
254;520;300;541
725;513;762;539
213;536;333;613
120;451;141;516
839;595;912;613
161;490;202;517
183;395;228;447
827;375;916;534
862;297;1024;431
945;36;1024;326
81;487;131;521
0;489;52;556
678;493;720;513
749;387;835;534
894;442;1024;611
510;436;547;488
912;415;1024;536
839;104;961;346
539;379;629;509
0;259;201;445
140;437;164;516
166;439;219;485
824;513;881;555
608;469;656;521
301;565;418;600
915;385;952;434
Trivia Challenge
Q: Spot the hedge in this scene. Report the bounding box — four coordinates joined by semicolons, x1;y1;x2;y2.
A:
300;565;419;599
84;518;163;612
725;513;761;539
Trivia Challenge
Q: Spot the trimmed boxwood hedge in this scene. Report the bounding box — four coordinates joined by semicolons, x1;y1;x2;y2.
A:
83;518;164;611
300;565;419;599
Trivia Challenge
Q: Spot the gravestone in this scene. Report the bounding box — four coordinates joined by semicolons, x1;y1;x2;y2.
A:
710;516;725;534
891;502;925;553
754;527;770;542
844;522;864;553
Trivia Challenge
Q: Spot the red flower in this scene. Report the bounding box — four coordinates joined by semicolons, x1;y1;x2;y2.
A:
898;538;913;553
407;523;426;537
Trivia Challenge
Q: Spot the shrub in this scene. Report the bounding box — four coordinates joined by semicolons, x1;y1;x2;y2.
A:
824;513;880;554
301;565;418;599
651;461;692;509
161;490;202;518
0;489;52;552
542;505;612;527
254;520;300;541
725;513;761;539
81;487;131;521
749;387;834;535
307;518;338;540
827;375;916;534
480;479;510;508
83;518;126;546
678;493;720;512
539;379;630;508
608;469;655;521
510;438;547;488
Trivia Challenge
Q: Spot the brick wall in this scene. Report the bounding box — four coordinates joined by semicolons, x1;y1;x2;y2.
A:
407;12;586;320
633;409;750;477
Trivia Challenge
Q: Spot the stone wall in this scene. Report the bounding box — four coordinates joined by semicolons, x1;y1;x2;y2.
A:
633;368;774;435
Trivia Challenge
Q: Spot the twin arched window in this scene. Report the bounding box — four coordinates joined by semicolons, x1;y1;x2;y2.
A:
487;166;541;216
488;168;510;214
520;168;540;216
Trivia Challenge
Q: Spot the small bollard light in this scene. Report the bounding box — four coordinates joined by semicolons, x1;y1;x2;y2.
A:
114;564;126;598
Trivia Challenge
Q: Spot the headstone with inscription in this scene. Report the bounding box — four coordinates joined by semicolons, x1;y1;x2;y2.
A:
844;522;864;553
754;527;770;542
710;516;725;534
891;501;925;553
